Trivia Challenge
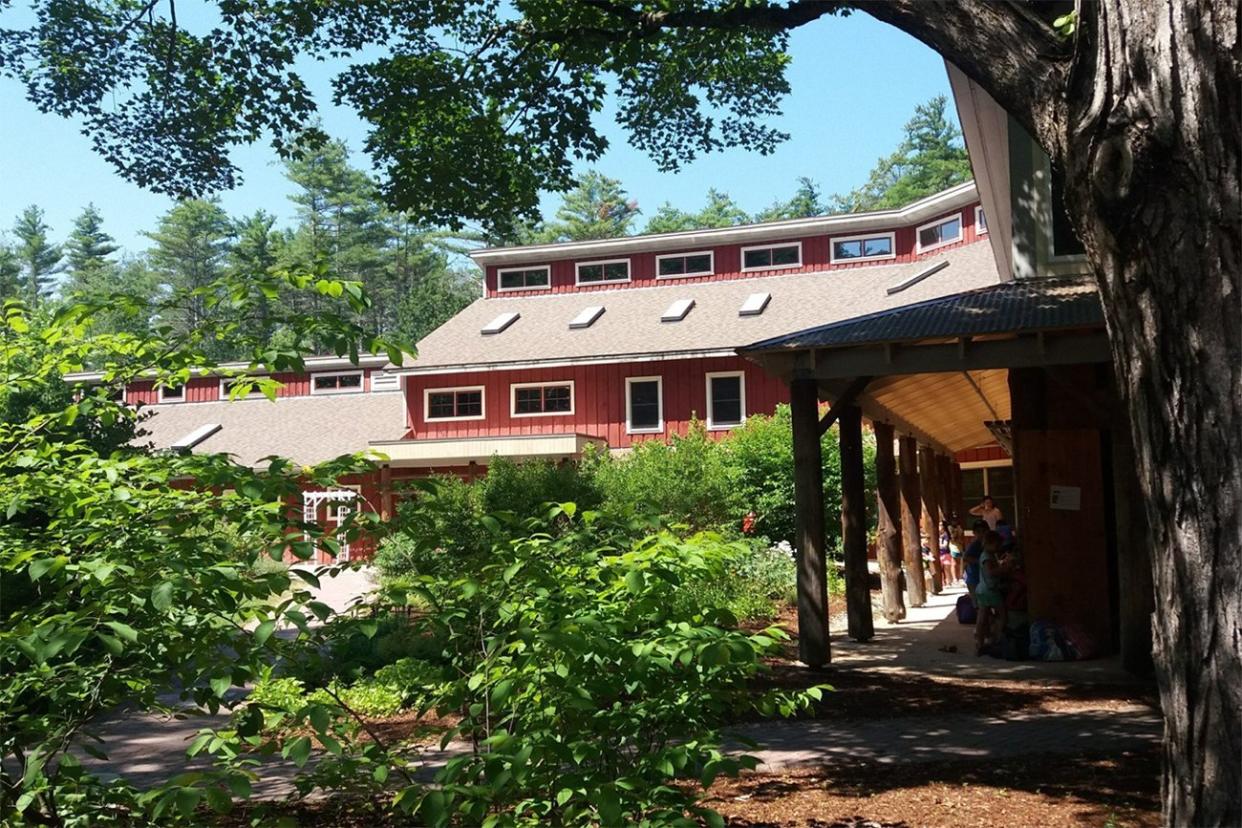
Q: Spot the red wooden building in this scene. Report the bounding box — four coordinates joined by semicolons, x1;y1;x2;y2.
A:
71;182;1002;562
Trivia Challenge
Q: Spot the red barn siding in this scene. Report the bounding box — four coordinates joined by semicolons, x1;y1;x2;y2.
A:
127;368;378;405
485;203;985;297
955;444;1011;464
405;355;788;449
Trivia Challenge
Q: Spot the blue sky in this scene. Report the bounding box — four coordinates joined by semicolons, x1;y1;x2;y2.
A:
0;12;954;256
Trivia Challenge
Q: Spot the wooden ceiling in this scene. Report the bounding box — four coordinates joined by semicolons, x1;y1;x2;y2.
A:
858;368;1011;453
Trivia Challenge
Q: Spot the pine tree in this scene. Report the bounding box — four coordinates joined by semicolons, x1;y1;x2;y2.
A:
230;211;283;346
145;200;233;351
12;206;62;306
539;171;640;241
0;245;21;300
755;177;827;221
645;189;749;233
64;204;119;282
830;96;972;213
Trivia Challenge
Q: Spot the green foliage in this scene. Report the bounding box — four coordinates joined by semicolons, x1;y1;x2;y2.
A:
374;476;490;584
754;177;827;221
532;170;641;242
645;188;751;234
675;538;798;621
11;205;62;307
480;456;603;516
593;420;743;531
830;96;973;213
1;1;832;234
0;267;409;823
380;509;823;826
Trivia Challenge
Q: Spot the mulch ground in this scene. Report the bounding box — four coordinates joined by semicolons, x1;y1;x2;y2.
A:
708;746;1161;828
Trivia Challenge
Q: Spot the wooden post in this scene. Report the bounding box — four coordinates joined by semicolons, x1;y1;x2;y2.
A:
949;461;965;527
379;464;393;522
873;421;905;622
791;378;830;666
918;445;944;594
937;454;956;528
839;404;874;641
899;436;927;607
1112;420;1155;675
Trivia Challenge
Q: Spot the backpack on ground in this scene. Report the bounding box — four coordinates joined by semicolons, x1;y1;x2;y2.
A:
955;593;977;624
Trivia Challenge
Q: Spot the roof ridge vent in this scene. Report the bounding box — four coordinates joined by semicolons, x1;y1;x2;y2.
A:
661;298;695;322
569;305;605;329
739;292;771;316
482;311;520;335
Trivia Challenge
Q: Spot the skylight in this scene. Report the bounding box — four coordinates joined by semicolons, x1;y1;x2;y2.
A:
886;260;950;296
481;311;520;335
569;306;605;329
661;298;695;322
171;423;222;451
739;292;771;316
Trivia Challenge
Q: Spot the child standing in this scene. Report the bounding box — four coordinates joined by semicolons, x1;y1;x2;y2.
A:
974;530;1006;655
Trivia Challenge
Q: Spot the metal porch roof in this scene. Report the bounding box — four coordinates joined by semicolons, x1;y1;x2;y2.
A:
741;277;1103;354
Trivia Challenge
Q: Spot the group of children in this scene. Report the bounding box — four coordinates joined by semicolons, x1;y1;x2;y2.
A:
932;496;1027;657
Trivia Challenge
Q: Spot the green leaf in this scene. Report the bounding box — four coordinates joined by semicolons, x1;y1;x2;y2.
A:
210;675;232;698
491;679;514;706
253;619;276;647
290;568;321;588
287;735;312;767
625;568;644;593
556;788;574;806
28;556;67;581
105;621;139;643
205;786;232;814
95;632;123;655
151;581;174;611
373;764;390;784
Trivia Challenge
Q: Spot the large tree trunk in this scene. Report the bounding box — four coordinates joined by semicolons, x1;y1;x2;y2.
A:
1064;5;1241;822
854;3;1241;821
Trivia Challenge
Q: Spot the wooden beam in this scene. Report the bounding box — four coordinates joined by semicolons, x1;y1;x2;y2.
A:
918;445;944;594
779;330;1113;381
819;375;872;436
873;421;906;622
899;436;927;607
379;463;393;522
852;395;957;457
790;378;830;667
839;404;874;642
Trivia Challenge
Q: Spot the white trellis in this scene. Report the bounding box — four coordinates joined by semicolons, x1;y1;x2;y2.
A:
302;489;358;561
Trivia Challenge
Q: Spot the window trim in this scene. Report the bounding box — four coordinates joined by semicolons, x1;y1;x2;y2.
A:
157;383;186;404
423;385;486;422
574;258;631;286
310;370;365;396
625;376;664;434
510;380;576;418
739;241;803;273
496;265;552;293
704;370;746;431
915;212;965;254
828;231;897;265
219;376;264;399
974;205;988;236
655;250;715;280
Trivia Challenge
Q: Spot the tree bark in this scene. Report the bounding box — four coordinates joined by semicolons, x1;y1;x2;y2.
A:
839;404;873;641
790;378;830;666
873;421;905;622
917;445;943;595
898;435;926;607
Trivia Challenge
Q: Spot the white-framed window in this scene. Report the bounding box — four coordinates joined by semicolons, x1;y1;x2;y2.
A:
424;386;485;421
497;265;551;292
219;376;265;398
915;213;964;253
830;232;896;264
158;383;185;403
656;251;714;279
975;205;988;235
705;371;746;430
511;381;574;417
311;371;364;395
575;258;630;285
960;461;1017;529
740;242;802;272
625;376;664;434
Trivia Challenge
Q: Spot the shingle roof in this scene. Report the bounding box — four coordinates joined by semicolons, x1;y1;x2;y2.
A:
411;241;1001;371
741;277;1103;353
134;392;407;467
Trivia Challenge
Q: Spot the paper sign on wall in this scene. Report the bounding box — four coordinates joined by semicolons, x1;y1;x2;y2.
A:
1049;485;1082;511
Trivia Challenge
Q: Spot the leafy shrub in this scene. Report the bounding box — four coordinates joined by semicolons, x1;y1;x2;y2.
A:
374;476;489;582
308;681;405;719
675;539;798;622
593;420;743;531
479;455;602;515
380;505;824;826
248;677;308;713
